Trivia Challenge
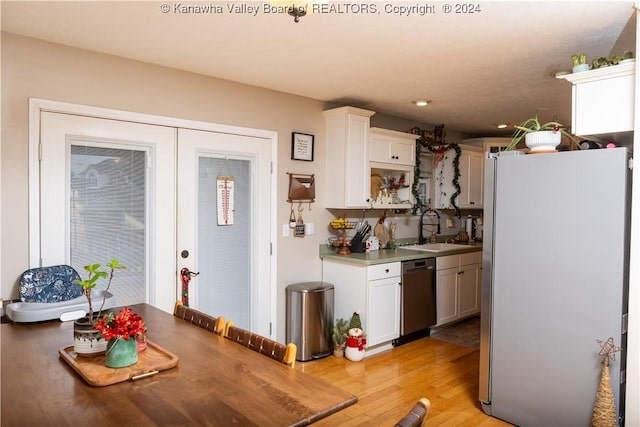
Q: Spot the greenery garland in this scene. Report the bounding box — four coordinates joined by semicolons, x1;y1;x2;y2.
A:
411;130;462;218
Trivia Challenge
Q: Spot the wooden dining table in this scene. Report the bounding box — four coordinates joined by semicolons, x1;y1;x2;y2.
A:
1;303;357;426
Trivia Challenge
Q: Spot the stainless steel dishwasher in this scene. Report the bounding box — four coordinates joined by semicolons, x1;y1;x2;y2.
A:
393;258;437;346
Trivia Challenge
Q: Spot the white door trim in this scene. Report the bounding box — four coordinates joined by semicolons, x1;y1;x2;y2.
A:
29;98;278;328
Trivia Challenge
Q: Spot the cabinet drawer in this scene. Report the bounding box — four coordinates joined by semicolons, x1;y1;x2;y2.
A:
368;262;400;280
437;251;482;269
459;251;481;266
436;255;458;270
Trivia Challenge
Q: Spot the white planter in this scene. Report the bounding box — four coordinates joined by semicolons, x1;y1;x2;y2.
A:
73;317;107;357
525;131;562;153
572;64;590;73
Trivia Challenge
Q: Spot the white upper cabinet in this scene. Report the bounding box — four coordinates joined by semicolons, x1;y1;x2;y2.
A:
323;106;375;209
462;137;511;153
563;61;635;137
369;128;417;166
368;128;416;209
458;149;484;208
434;145;484;209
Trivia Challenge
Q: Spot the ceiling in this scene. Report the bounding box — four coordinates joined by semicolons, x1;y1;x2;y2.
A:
1;1;636;137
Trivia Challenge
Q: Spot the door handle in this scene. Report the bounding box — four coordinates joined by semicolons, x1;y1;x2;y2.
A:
181;268;199;279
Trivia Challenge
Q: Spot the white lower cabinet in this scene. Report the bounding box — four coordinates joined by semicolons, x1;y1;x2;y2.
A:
458;262;481;318
322;261;401;351
435;251;481;326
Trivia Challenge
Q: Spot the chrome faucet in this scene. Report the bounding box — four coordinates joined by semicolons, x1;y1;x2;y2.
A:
418;207;441;244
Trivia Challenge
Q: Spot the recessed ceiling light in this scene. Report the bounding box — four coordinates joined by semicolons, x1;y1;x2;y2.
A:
496;123;508;129
413;100;430;107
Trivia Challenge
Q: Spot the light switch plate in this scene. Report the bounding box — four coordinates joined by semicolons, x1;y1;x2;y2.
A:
282;224;290;237
305;223;314;235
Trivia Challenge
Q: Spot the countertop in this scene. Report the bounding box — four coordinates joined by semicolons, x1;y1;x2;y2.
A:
319;241;482;266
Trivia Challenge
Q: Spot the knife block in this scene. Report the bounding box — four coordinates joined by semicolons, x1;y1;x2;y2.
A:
350;237;366;253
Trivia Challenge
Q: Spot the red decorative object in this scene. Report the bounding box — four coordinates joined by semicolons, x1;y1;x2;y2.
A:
180;268;199;306
94;307;146;342
346;334;367;351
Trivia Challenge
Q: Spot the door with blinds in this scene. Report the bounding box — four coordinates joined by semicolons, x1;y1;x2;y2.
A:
39;112;176;312
177;129;272;337
37;110;273;333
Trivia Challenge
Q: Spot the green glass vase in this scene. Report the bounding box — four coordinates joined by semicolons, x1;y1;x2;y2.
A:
105;337;138;368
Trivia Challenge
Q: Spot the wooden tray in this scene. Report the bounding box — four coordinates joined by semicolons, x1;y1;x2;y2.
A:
59;340;179;387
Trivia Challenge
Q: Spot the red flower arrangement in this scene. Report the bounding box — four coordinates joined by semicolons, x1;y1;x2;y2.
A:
94;307;146;341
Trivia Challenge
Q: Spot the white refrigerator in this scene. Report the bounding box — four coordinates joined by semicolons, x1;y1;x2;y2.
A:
479;148;630;426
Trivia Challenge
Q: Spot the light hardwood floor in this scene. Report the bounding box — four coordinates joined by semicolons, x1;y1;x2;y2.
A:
295;336;512;426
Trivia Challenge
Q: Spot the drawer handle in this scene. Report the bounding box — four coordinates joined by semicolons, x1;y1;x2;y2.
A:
385;268;390;273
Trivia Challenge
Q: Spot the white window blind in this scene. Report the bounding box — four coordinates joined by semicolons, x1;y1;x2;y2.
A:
197;157;250;327
70;145;146;306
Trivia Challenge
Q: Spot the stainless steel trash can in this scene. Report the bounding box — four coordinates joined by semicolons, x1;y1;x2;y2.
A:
286;282;334;362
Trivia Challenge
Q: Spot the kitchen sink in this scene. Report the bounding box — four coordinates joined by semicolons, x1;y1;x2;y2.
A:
403;243;470;252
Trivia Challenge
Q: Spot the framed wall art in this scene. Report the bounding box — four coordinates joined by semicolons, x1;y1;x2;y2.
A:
291;132;314;161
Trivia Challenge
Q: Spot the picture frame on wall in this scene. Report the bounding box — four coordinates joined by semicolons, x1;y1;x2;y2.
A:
291;132;314;161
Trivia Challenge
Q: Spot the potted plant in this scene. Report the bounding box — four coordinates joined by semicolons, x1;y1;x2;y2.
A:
571;53;589;73
331;318;349;357
94;306;145;368
591;56;611;69
73;259;126;357
505;110;580;153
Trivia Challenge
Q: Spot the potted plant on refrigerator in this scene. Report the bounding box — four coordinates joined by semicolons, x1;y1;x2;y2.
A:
73;259;126;357
505;110;580;153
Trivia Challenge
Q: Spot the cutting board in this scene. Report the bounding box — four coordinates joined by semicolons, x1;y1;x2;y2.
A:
374;222;389;248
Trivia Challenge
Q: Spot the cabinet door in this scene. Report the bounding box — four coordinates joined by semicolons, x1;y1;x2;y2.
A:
367;276;401;346
433;148;455;209
370;133;393;163
458;263;481;318
370;134;415;166
393;138;416;166
436;267;458;326
458;150;483;208
467;151;483;207
324;107;374;209
566;65;634;135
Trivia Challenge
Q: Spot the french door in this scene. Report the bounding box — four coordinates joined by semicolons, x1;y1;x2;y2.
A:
39;112;176;311
177;129;272;335
35;107;273;335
